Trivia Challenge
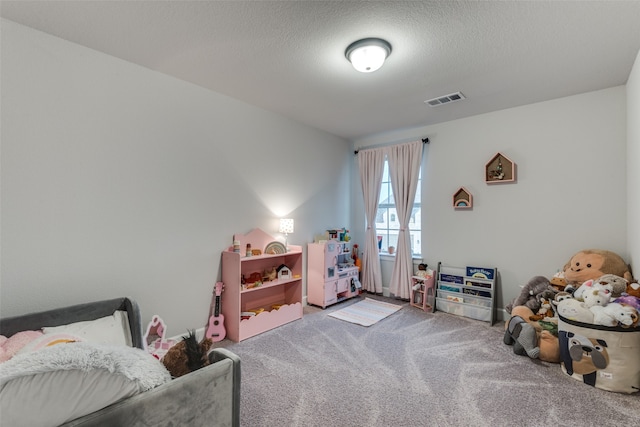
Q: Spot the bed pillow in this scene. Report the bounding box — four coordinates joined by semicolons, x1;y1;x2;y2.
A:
42;310;132;346
0;342;170;427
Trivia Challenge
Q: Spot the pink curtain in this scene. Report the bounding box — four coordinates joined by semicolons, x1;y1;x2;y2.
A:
357;149;385;294
387;141;423;299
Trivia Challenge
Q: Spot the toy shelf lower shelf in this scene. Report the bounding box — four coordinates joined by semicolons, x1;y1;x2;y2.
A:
239;302;303;341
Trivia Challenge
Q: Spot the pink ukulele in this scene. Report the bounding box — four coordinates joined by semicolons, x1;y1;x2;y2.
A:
206;282;226;342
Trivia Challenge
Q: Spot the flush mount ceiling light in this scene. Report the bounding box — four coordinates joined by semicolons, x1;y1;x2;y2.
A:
345;38;392;73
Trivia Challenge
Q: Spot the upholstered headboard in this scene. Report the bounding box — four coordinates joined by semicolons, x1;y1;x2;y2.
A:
0;298;145;349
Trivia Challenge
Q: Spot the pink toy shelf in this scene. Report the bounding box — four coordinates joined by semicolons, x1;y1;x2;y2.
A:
221;228;303;342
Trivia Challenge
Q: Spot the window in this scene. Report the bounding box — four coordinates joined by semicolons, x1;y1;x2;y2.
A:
376;159;421;256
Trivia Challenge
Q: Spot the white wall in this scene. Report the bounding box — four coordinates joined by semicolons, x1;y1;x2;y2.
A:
628;48;640;276
353;87;629;316
0;20;351;333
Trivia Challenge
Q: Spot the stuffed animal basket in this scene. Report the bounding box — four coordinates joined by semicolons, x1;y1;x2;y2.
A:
558;315;640;393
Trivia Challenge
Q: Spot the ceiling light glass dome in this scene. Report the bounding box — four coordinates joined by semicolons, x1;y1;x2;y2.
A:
345;38;392;73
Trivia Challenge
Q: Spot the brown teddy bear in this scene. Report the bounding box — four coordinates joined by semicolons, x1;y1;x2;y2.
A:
562;249;633;286
529;297;554;321
625;280;640;298
162;330;213;378
549;272;567;291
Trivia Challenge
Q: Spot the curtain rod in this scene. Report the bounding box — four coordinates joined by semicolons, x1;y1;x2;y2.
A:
353;137;429;155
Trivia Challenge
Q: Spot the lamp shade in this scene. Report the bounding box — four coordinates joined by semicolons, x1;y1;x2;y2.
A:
279;218;294;234
345;38;392;73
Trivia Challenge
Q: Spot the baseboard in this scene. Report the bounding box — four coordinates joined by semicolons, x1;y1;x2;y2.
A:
169;300;507;344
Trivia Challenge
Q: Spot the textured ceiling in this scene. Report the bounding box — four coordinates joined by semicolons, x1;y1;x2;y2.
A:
2;1;640;141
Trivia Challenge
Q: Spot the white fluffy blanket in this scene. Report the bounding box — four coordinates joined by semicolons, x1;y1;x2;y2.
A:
0;342;170;391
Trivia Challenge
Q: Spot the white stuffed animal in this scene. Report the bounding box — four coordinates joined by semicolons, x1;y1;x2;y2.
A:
589;305;617;327
574;279;613;302
603;303;639;328
557;298;594;323
582;288;612;308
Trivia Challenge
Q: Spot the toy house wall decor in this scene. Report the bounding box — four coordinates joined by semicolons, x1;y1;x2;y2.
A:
453;187;473;209
485;152;516;183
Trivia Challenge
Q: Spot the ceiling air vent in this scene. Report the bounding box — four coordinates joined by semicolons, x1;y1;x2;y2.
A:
425;91;465;107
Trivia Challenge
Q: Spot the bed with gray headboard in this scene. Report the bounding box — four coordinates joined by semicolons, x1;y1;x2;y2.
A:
0;297;240;427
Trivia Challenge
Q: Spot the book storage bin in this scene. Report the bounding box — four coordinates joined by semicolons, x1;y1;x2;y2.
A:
435;263;497;325
558;315;640;394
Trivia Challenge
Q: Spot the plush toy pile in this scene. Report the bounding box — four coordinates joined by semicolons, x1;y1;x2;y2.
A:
161;330;213;378
504;249;636;363
557;277;639;327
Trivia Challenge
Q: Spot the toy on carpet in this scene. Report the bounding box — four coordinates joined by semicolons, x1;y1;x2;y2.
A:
503;315;540;359
507;249;633;316
562;249;633;287
162;330;213;378
504;249;635;362
507;305;560;363
505;276;557;314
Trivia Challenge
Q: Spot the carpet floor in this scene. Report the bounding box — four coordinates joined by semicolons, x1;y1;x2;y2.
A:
219;295;640;427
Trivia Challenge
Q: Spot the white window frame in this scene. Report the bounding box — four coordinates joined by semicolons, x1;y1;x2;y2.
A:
375;158;421;256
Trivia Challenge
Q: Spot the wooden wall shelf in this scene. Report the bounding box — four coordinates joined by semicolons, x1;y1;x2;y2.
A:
485;152;516;184
453;187;473;209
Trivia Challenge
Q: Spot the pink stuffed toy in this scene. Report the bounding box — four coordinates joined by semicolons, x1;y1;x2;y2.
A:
0;330;43;363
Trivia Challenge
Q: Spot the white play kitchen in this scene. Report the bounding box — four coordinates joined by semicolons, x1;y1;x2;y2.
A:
307;231;361;309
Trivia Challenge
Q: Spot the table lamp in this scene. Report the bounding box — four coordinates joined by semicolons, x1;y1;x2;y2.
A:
279;218;294;250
